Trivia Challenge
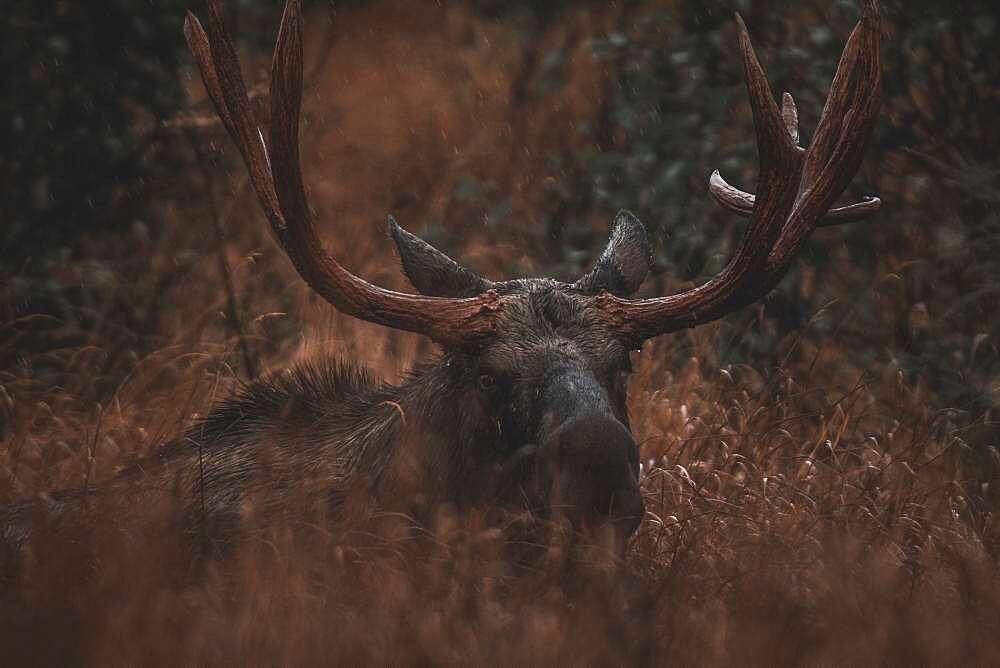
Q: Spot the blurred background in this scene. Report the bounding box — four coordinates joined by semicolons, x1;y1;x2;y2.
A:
3;0;997;444
2;1;1000;661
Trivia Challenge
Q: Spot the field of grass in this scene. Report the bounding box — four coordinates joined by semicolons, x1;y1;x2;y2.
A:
2;0;998;663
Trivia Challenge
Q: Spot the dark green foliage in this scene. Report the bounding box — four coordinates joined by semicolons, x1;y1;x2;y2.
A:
1;0;190;271
567;0;1000;421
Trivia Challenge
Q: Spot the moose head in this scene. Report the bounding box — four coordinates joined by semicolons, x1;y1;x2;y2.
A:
182;0;881;551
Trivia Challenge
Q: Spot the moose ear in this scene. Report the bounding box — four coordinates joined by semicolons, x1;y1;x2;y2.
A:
573;210;653;297
388;217;494;298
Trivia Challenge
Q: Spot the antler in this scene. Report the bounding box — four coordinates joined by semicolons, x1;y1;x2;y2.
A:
601;0;881;341
184;0;504;348
709;93;881;225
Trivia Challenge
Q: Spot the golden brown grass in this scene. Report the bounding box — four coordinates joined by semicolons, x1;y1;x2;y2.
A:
4;319;997;664
1;1;998;664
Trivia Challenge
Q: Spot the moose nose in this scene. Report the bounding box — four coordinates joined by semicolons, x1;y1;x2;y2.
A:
546;414;644;539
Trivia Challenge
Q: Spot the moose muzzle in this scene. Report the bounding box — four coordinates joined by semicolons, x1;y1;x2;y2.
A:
538;368;644;546
546;414;644;541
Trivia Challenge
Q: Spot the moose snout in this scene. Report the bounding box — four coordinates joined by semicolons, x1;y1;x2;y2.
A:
545;414;644;541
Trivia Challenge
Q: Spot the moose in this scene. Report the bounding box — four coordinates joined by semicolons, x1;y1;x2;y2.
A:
2;0;880;564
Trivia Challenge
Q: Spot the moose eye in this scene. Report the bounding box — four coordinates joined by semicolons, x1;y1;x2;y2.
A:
478;374;497;391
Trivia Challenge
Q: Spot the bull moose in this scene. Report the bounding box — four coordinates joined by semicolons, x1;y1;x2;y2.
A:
2;0;881;563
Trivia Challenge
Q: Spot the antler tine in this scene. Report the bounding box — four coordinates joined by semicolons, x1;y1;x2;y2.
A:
185;0;505;348
782;92;800;146
182;17;234;137
800;0;880;194
184;9;281;226
724;13;804;274
710;170;882;226
267;0;309;240
770;0;880;266
599;1;880;341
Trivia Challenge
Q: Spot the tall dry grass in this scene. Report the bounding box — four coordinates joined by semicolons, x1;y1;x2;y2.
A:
1;1;997;663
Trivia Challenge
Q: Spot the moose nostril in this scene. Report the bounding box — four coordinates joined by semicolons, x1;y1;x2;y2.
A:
546;414;643;536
